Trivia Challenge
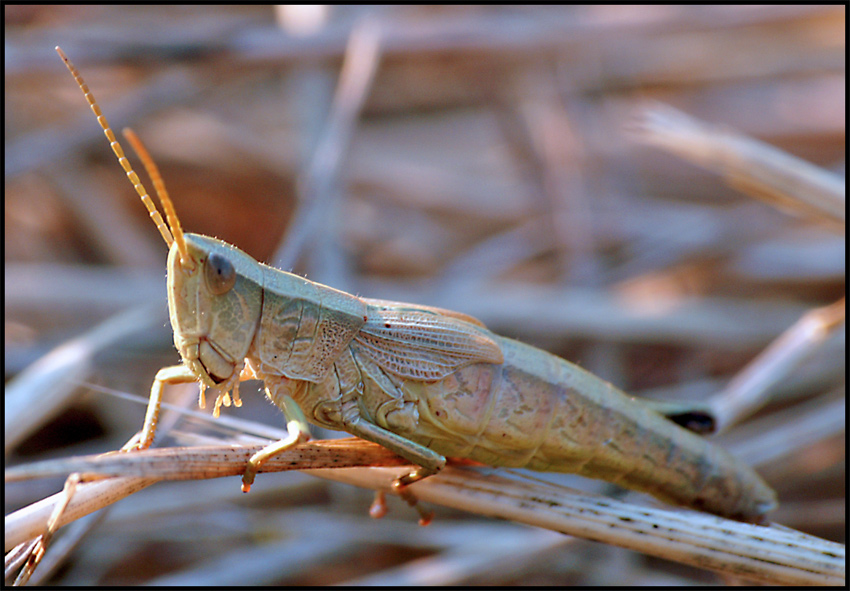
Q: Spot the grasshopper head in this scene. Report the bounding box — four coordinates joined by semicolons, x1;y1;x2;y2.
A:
167;234;264;389
55;46;263;413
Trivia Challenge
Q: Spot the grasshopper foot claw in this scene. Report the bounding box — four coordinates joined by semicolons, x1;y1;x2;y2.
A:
369;491;388;519
241;466;257;493
391;475;434;526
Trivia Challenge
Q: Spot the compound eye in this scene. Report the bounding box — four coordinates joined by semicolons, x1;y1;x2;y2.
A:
205;252;236;295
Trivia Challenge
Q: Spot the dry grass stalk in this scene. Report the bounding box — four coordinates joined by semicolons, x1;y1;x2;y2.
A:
633;103;845;226
6;443;843;585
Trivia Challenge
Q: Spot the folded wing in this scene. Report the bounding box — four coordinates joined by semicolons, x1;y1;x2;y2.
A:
353;303;504;381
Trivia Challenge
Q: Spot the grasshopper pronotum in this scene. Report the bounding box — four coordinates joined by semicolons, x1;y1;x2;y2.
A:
56;46;776;525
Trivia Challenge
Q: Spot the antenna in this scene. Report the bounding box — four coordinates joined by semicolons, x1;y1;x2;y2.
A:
55;46;191;268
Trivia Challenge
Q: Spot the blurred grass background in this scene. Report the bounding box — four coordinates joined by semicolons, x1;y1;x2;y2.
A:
5;5;845;585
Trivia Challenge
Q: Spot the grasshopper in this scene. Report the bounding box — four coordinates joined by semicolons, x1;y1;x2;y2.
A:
57;47;777;524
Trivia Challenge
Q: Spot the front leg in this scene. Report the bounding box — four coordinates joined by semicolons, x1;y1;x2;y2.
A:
138;365;198;450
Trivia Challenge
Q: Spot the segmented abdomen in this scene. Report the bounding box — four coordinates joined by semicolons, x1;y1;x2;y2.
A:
401;336;776;522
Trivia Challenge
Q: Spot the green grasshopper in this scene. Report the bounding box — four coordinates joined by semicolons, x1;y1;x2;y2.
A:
57;47;777;524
